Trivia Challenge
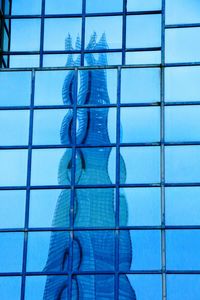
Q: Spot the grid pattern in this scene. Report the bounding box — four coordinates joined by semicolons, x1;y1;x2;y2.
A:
1;0;200;300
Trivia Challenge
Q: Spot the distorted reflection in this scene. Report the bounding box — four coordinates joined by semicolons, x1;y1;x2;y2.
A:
43;34;136;299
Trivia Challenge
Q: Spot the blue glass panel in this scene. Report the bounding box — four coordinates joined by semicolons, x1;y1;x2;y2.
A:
0;277;21;300
165;146;200;183
120;107;160;142
166;187;200;225
121;147;160;184
0;233;24;272
0;71;31;106
120;275;162;300
43;54;80;67
0;190;25;228
167;275;200;300
10;19;41;51
121;68;160;103
126;51;161;64
127;0;161;11
166;0;200;24
165;66;200;102
166;230;200;270
165;105;200;142
31;149;72;186
11;0;41;15
29;189;70;228
85;17;122;49
44;18;82;51
9;55;40;67
84;52;122;66
119;230;161;270
0;150;28;186
86;0;123;12
45;0;82;14
126;15;161;48
120;188;161;226
27;232;70;272
166;28;200;63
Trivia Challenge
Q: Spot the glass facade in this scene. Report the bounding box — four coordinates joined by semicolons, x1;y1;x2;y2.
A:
0;1;200;300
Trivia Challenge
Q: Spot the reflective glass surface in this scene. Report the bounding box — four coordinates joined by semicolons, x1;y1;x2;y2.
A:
11;0;42;15
0;277;21;300
167;275;200;300
45;0;82;14
166;0;200;24
9;55;40;68
127;0;162;11
86;0;122;13
126;51;161;64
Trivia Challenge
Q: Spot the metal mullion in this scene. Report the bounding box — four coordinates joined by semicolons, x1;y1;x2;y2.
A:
20;69;35;300
122;0;127;65
80;0;86;66
165;23;200;29
39;0;45;67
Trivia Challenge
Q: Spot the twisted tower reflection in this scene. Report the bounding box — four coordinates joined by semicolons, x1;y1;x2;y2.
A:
43;34;136;300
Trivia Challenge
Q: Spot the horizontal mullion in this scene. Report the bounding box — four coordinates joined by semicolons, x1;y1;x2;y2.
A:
165;23;200;29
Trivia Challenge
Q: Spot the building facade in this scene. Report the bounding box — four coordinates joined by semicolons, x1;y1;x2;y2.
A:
0;0;200;299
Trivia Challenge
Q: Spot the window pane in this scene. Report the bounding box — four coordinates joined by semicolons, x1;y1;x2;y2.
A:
165;105;200;142
0;190;26;228
126;51;161;64
166;0;200;24
31;149;72;186
45;0;82;14
33;109;70;145
43;54;80;67
75;148;116;185
29;189;70;228
0;233;24;272
166;187;200;226
120;107;160;143
74;189;115;228
85;17;122;49
121;68;160;103
0;150;28;186
120;147;160;184
126;15;161;48
166;28;200;63
78;69;117;104
9;55;39;68
0;71;31;106
166;230;200;270
165;146;200;183
44;18;82;51
86;0;123;12
27;232;70;272
120;188;161;226
165;66;200;102
84;52;122;66
119;230;161;270
34;70;75;106
0;110;29;145
12;0;41;15
127;0;161;11
119;275;162;300
10;19;41;51
167;275;200;300
0;277;21;300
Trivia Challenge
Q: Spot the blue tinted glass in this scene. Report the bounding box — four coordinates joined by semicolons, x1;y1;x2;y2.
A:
166;28;200;63
166;0;200;24
120;188;161;226
11;0;41;15
0;110;29;145
166;187;200;225
44;18;82;51
165;106;200;142
43;54;80;67
0;71;31;106
121;68;160;103
120;107;160;142
0;150;28;186
165;146;200;183
165;66;200;102
121;147;160;184
167;275;200;300
0;277;21;300
10;55;40;68
84;52;122;66
166;230;200;270
127;0;161;11
31;149;72;186
45;0;82;14
0;191;26;228
126;15;161;48
86;0;122;12
29;189;70;228
0;233;24;272
85;17;122;49
126;51;161;64
10;19;41;51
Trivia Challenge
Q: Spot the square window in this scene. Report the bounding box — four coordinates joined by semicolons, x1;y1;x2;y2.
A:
0;277;21;300
166;0;200;24
167;275;200;300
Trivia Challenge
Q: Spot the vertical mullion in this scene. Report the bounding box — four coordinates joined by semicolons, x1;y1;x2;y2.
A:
39;0;45;67
161;1;166;300
20;69;35;300
81;0;86;66
122;0;127;65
